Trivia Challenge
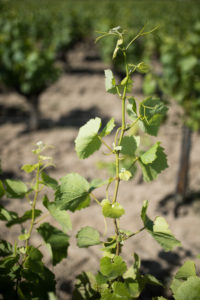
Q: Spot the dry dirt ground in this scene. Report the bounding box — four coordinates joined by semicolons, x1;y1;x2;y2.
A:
0;44;200;299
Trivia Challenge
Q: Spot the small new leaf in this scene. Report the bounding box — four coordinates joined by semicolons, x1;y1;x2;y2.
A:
21;164;38;173
76;226;101;248
75;117;102;159
101;199;125;219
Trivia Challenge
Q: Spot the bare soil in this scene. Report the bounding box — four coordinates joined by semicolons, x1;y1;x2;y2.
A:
0;44;200;299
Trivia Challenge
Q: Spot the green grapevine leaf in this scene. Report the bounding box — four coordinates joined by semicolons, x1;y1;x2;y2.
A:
43;195;72;233
139;145;168;182
23;245;56;294
4;179;28;198
140;142;160;164
175;260;196;280
75;117;102;159
0;180;5;198
136;62;149;73
73;271;99;299
139;97;168;136
7;209;42;227
127;97;137;114
41;172;58;190
100;118;115;137
143;274;163;287
55;173;91;212
139;97;167;122
127;98;138;121
112;282;132;299
37;222;69;266
171;260;197;295
0;240;13;257
89;178;108;192
100;256;127;279
141;200;181;251
18;233;30;241
101;199;125;219
21;163;38;173
76;226;101;248
173;277;200;300
104;69;117;94
121;136;138;156
0;205;17;222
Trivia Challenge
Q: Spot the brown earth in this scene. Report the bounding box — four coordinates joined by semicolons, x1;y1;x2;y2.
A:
0;44;200;299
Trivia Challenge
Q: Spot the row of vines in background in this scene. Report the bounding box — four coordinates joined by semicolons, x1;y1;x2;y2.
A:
0;0;200;207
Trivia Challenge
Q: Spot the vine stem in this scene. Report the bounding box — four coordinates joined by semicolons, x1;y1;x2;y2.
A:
113;50;129;256
24;163;40;254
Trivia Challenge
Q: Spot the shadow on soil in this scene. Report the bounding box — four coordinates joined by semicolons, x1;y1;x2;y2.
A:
158;191;200;217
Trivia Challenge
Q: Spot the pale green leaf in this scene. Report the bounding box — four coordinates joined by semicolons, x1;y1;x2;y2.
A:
141;200;181;251
43;195;72;233
119;170;132;181
104;69;117;94
21;164;38;173
101;199;125;219
100;256;127;279
18;233;30;241
76;226;101;248
139;145;168;182
41;172;58;190
37;222;69;266
140;142;160;164
112;281;132;299
5;179;28;198
0;205;17;222
100;118;115;137
55;173;91;212
171;260;197;295
174;277;200;300
75;117;102;159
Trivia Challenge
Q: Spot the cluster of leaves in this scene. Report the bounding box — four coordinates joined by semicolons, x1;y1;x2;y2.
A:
0;142;72;299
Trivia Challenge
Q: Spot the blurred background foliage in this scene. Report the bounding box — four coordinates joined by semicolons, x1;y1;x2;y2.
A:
0;0;200;129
